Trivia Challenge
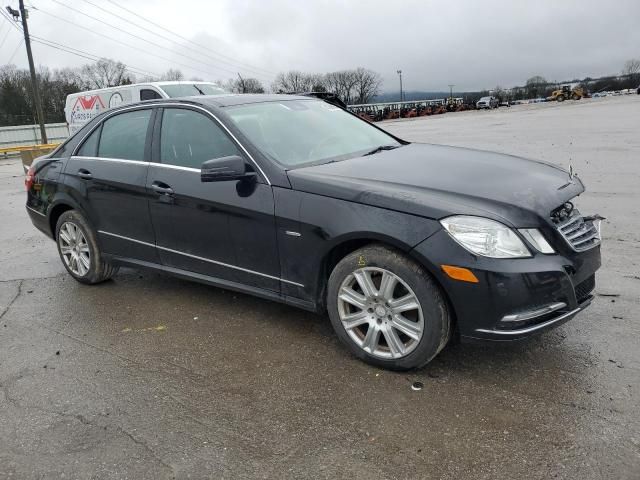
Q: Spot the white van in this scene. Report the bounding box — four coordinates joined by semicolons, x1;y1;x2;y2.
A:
64;81;227;134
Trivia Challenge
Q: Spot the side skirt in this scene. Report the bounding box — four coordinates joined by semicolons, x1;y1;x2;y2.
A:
105;254;318;313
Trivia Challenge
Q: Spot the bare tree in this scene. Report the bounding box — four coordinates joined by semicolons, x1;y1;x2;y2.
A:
526;75;547;86
352;67;382;104
226;74;265;93
622;58;640;83
271;71;317;93
272;68;381;104
525;75;547;98
324;70;359;104
80;58;133;89
161;69;184;81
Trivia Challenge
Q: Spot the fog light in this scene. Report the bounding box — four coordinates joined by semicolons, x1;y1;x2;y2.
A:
500;302;566;323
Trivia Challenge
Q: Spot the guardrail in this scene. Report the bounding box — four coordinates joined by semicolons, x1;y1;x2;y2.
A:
0;122;69;149
0;143;61;156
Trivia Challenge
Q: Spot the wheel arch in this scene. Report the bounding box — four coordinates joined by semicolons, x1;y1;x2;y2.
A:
314;232;417;311
47;195;85;238
314;232;460;339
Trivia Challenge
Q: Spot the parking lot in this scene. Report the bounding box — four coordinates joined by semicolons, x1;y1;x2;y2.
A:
0;95;638;479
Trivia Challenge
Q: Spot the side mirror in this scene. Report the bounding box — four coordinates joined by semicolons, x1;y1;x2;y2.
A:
201;155;255;182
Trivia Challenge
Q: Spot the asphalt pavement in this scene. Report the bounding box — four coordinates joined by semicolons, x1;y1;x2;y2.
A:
0;95;638;479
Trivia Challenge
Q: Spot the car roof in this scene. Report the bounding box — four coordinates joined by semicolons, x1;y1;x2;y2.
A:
104;94;319;117
194;94;313;107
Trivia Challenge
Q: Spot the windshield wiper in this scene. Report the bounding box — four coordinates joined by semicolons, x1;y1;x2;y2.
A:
193;84;205;95
363;145;399;156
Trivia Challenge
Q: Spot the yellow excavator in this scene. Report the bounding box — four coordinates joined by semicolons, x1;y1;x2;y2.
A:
548;84;587;102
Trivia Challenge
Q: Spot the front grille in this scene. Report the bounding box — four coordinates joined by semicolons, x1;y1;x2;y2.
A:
574;274;595;303
555;210;600;252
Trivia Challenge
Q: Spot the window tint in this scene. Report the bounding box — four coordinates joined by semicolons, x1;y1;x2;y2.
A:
140;89;162;101
160;108;240;169
76;126;100;157
98;109;151;161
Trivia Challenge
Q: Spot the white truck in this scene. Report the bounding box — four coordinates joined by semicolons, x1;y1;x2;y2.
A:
64;81;227;134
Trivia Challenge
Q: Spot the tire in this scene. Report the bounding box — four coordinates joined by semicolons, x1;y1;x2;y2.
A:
327;244;451;370
557;95;565;102
55;210;119;284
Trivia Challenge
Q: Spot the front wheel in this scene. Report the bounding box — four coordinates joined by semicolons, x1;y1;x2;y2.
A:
55;210;119;284
327;244;451;370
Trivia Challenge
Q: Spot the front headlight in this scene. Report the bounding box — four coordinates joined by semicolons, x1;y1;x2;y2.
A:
440;216;531;258
518;229;555;254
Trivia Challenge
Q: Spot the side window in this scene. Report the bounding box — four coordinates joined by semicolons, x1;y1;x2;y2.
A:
160;108;241;169
98;109;152;161
76;125;101;157
140;89;162;101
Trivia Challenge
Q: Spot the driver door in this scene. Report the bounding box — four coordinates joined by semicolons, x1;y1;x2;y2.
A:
147;106;281;292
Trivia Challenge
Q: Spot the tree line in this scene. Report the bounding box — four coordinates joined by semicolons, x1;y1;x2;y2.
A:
0;57;382;127
1;56;638;127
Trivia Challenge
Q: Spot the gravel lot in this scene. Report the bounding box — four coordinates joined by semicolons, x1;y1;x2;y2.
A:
0;95;638;479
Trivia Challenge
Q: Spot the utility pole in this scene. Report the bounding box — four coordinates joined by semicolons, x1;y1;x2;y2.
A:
11;1;47;144
397;70;403;102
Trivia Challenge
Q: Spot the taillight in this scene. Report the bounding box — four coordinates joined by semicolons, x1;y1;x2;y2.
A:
25;165;35;191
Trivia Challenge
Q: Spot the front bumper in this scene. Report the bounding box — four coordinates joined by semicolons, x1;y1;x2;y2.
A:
411;229;601;342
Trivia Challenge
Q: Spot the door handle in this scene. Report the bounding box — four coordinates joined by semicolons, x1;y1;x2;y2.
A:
77;169;92;180
151;182;174;196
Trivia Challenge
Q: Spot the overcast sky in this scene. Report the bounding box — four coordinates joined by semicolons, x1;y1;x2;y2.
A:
2;0;639;92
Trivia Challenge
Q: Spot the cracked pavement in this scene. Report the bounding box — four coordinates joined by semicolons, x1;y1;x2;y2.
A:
0;96;638;479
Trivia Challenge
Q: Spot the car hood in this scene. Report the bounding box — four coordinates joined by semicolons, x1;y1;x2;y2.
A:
286;143;585;226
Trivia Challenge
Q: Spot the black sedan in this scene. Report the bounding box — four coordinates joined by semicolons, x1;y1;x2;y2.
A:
25;95;601;370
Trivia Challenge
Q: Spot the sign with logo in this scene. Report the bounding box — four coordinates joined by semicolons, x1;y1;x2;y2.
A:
109;92;123;108
70;95;106;126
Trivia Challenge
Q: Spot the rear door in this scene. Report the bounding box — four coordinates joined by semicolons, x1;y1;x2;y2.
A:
147;106;281;292
64;107;158;263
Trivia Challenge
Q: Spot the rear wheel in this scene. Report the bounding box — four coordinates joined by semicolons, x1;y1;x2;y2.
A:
327;244;451;370
55;210;119;284
557;95;565;102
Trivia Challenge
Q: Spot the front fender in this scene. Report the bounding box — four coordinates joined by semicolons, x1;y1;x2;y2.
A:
274;187;440;305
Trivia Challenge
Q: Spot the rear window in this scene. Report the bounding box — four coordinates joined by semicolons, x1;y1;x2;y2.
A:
98;109;152;161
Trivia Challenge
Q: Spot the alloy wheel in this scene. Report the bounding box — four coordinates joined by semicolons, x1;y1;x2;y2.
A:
58;221;91;276
337;267;424;359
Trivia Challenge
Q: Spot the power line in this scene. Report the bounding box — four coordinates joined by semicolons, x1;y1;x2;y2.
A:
106;0;277;77
0;8;21;31
0;10;161;78
31;5;238;80
81;0;276;78
44;0;272;82
7;38;24;64
0;21;12;49
31;36;161;78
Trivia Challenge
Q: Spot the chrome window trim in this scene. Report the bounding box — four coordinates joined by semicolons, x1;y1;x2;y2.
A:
72;156;149;166
71;102;271;185
98;230;303;288
149;163;200;173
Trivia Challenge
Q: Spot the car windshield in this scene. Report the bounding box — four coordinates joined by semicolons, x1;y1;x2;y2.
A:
159;83;227;97
226;100;401;167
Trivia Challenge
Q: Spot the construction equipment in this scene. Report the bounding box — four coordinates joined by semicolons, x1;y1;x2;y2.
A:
548;84;587;102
